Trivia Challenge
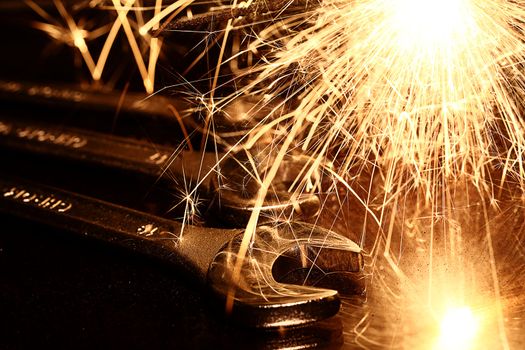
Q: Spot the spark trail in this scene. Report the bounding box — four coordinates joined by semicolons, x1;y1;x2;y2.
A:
27;0;165;92
246;0;525;197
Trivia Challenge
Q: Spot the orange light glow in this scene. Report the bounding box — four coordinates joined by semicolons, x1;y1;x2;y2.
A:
436;306;479;350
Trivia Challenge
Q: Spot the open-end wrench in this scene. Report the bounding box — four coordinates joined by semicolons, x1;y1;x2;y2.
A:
0;80;187;121
0;117;319;226
0;79;274;138
0;175;363;328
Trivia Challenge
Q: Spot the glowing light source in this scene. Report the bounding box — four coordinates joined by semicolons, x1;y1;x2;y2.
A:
392;0;476;48
437;307;479;350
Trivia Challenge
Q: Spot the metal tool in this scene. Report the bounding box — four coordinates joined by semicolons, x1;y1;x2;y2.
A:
0;80;274;139
0;176;363;328
0;117;319;226
0;80;186;120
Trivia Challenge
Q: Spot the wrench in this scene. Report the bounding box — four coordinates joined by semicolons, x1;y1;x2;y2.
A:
0;175;363;328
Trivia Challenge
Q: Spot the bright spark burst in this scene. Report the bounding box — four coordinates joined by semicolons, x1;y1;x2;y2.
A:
210;2;525;333
334;179;525;349
247;0;525;199
393;0;474;47
27;0;165;93
225;5;525;346
437;306;479;350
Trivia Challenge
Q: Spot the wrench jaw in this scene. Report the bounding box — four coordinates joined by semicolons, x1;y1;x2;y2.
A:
207;222;363;328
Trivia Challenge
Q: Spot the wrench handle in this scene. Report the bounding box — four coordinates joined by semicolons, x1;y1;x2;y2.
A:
0;118;220;189
0;80;188;118
0;176;239;282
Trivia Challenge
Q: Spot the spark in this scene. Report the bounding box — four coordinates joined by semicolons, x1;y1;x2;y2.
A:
337;181;525;349
139;0;193;35
27;0;169;93
437;306;479;350
393;0;475;47
245;0;525;200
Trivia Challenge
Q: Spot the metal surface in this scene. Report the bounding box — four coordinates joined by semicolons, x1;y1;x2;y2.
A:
0;117;320;226
0;79;187;120
0;79;272;135
0;176;362;328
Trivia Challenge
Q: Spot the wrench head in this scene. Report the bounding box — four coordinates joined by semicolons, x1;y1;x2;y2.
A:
207;222;363;328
